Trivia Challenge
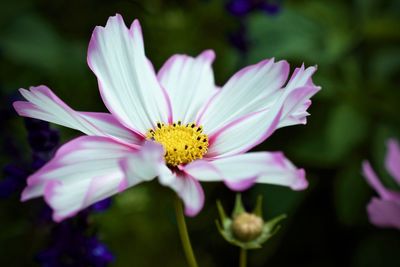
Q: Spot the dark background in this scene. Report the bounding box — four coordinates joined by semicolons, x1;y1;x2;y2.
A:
1;0;399;266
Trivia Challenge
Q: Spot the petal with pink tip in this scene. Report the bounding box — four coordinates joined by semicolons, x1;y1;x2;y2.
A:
285;65;318;90
206;86;318;158
197;61;319;137
367;197;400;230
158;171;205;217
277;65;320;128
13;86;142;147
198;58;289;134
385;138;400;185
158;50;216;124
184;152;307;191
88;14;172;134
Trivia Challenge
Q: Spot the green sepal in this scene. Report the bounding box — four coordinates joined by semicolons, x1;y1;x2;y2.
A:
232;193;245;218
216;200;228;222
257;214;287;244
264;214;287;232
253;195;263;217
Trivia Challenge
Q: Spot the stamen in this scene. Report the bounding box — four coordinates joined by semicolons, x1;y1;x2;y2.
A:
146;122;209;166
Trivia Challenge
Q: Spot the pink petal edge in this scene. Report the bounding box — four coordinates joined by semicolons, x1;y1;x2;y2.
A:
385;138;400;185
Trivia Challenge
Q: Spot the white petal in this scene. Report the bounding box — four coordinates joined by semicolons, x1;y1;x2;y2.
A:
81;112;143;146
21;136;133;201
43;171;123;222
21;136;160;222
158;171;205;217
157;50;216;123
184;152;307;191
197;58;289;134
13;85;142;147
119;141;166;187
88;14;172;134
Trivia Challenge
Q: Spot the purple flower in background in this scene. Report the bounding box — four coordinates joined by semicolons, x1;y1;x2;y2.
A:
91;198;112;212
227;0;281;17
226;1;281;56
228;22;249;54
0;119;58;198
37;216;114;267
0;164;29;198
86;237;115;266
362;138;400;230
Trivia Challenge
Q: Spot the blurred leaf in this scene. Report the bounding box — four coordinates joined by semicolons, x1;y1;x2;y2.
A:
325;104;368;161
290;104;368;167
354;0;380;19
143;2;239;84
369;47;400;83
1;14;66;71
93;183;185;267
334;164;370;226
362;17;400;41
247;9;323;63
0;0;33;27
0;13;86;78
247;2;355;65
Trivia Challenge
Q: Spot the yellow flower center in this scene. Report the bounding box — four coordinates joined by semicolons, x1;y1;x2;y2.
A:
146;121;209;166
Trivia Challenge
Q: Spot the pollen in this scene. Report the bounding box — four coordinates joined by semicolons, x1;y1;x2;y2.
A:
146;122;209;166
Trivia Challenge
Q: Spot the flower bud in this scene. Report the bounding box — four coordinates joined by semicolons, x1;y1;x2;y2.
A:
216;194;285;249
231;212;264;242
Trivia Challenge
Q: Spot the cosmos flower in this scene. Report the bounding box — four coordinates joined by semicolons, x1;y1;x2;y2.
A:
362;139;400;230
14;14;320;222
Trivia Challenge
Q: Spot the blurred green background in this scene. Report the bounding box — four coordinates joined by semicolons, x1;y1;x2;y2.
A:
0;0;399;266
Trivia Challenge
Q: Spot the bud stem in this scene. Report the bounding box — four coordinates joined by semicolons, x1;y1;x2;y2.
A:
240;248;247;267
174;196;198;267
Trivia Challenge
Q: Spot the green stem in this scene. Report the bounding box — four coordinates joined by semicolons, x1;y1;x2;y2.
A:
174;196;199;267
240;248;247;267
